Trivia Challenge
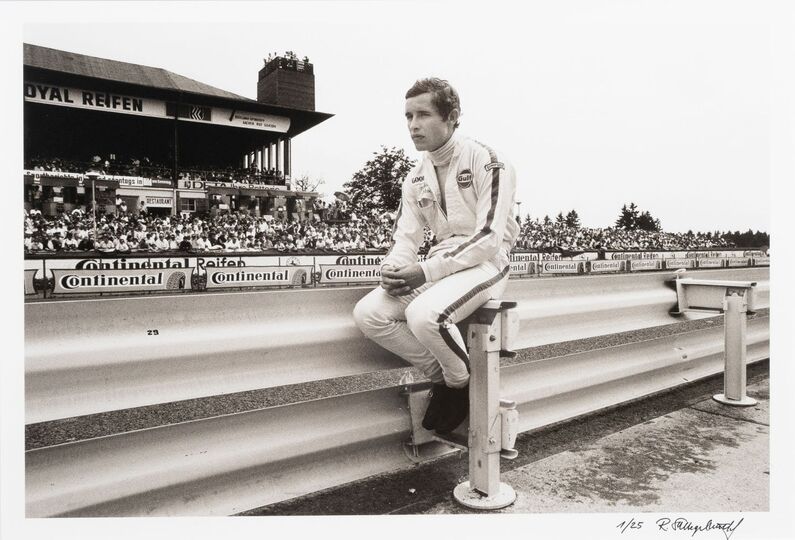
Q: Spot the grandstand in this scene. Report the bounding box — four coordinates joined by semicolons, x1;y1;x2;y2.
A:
23;43;333;221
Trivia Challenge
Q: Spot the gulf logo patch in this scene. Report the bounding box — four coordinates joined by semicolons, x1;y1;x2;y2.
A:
457;169;473;189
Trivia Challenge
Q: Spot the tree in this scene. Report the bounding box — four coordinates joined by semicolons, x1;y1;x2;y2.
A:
523;214;533;227
343;146;416;215
615;203;639;230
565;209;581;228
722;229;770;248
636;211;661;232
555;212;565;225
292;173;325;193
543;215;551;226
615;202;661;231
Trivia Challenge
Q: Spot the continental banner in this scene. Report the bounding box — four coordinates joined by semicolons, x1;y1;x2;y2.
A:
629;259;661;272
38;255;283;278
511;252;567;261
25;269;37;295
510;253;540;263
697;258;725;268
606;250;749;260
284;253;420;273
540;261;583;274
205;265;312;288
509;261;536;276
319;264;381;283
753;257;770;266
589;260;624;273
726;257;751;267
52;267;192;294
664;258;695;269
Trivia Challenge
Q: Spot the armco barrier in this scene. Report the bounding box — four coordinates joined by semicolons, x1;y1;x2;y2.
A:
26;316;769;517
25;267;770;423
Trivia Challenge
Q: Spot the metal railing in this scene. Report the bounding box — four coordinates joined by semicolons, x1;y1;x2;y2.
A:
24;267;770;516
25;268;769;423
26;317;769;517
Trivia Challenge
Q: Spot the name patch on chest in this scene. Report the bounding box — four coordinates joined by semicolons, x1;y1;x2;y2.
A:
484;162;505;171
411;176;425;184
456;169;473;189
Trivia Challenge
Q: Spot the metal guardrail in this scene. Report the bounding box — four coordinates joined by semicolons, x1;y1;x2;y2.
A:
26;316;769;517
25;268;769;423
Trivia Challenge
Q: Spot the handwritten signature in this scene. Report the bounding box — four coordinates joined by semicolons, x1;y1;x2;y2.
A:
617;517;744;539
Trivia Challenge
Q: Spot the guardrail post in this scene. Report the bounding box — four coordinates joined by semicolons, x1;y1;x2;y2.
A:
452;300;518;510
672;277;759;408
713;290;758;407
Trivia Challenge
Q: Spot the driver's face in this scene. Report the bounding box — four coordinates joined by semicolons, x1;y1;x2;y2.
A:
405;93;454;152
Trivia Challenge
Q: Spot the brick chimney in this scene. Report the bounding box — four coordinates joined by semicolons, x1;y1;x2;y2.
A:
257;53;315;111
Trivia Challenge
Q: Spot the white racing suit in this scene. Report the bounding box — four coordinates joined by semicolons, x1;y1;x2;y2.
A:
353;136;519;388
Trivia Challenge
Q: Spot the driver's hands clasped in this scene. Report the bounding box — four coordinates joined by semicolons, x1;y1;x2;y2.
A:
380;263;427;296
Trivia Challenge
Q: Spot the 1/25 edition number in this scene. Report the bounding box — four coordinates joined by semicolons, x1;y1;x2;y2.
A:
617;518;643;533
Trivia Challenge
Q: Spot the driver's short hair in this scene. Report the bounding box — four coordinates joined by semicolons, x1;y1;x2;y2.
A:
405;77;461;128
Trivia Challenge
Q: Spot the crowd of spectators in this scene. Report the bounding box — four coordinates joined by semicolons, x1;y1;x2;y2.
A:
515;219;732;252
180;165;285;186
26;155;286;186
27;155;171;179
263;50;312;74
313;199;351;221
25;208;740;255
24;209;395;254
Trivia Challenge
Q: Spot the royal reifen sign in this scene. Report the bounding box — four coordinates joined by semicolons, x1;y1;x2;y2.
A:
25;82;167;119
52;268;192;294
205;265;312;288
25;81;290;133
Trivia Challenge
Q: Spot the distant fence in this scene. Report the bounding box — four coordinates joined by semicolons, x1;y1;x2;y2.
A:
24;248;770;297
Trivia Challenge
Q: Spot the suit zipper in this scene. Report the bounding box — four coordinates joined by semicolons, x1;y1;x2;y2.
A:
434;200;449;221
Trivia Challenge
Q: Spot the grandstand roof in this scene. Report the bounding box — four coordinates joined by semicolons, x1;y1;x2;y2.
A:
23;43;333;138
24;43;254;103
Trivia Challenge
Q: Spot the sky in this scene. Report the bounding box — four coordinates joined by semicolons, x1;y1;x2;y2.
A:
15;1;778;233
